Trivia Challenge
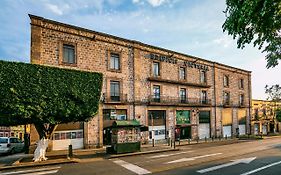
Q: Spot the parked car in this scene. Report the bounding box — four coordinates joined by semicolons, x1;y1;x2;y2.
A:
0;137;24;155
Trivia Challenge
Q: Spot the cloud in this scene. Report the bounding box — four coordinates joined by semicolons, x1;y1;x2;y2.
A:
133;0;169;7
147;0;166;7
45;3;64;15
132;0;140;3
213;35;234;48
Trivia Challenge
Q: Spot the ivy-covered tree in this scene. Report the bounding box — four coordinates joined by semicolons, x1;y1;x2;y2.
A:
223;0;281;68
0;60;102;160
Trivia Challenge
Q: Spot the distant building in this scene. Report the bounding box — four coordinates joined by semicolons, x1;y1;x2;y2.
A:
0;125;30;140
29;14;252;151
0;126;11;137
251;99;281;135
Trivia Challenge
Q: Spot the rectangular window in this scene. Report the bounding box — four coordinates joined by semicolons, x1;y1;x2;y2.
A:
239;94;244;106
153;62;160;77
223;75;229;87
110;81;120;101
239;79;244;89
200;71;207;83
201;90;207;104
180;88;187;103
179;67;186;80
223;91;230;105
110;53;120;70
153;85;160;102
63;44;75;64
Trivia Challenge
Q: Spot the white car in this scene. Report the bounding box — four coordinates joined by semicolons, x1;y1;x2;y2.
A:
0;137;24;154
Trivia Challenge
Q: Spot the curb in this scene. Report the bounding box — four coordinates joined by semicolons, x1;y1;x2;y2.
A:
0;158;79;171
106;148;179;159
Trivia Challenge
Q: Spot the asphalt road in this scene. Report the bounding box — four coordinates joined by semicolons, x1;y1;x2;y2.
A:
1;137;281;175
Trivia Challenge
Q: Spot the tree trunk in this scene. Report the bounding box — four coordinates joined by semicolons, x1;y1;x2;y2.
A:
33;123;58;162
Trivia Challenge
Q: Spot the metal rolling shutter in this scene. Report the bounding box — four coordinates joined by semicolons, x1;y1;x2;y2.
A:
198;111;210;139
222;109;232;137
238;109;246;135
238;125;246;135
262;125;267;135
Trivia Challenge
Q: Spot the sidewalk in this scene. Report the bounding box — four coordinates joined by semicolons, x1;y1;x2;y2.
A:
0;137;253;171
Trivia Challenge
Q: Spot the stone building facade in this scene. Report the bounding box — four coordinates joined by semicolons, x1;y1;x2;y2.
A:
29;14;252;150
251;99;281;135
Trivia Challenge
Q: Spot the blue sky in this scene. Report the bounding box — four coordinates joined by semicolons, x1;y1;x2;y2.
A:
0;0;280;99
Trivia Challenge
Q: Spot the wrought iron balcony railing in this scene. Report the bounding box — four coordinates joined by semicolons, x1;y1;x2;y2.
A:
145;95;211;106
100;93;128;103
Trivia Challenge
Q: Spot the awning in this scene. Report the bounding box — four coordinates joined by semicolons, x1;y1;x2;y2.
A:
103;119;141;129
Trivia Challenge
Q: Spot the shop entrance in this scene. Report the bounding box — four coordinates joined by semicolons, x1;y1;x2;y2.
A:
180;126;191;139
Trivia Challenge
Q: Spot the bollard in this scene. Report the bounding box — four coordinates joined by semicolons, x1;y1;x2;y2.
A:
205;137;207;142
68;144;73;158
168;138;170;146
152;139;155;147
188;138;190;144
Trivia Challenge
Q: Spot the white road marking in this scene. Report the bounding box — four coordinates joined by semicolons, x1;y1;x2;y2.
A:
165;153;222;164
197;157;256;173
113;159;151;175
22;170;58;175
1;166;60;175
240;160;281;175
148;151;193;159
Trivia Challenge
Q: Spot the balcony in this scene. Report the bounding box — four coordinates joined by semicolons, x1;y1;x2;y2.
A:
147;77;211;88
145;95;211;106
222;100;232;107
100;93;128;104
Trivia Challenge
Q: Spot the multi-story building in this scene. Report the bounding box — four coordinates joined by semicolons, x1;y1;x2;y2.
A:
0;125;30;140
251;99;281;135
29;14;252;150
0;126;11;137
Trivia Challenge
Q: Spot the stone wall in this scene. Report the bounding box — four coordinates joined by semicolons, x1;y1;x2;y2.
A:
29;15;252;147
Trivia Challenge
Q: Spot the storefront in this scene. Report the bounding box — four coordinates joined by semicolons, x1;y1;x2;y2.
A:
238;109;246;135
176;110;191;140
52;129;84;151
52;122;84;151
222;109;232;137
148;110;166;141
198;111;210;139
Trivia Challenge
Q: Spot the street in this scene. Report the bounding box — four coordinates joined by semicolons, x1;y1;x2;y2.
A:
1;137;281;175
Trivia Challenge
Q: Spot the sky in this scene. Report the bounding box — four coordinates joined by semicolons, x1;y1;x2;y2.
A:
0;0;280;100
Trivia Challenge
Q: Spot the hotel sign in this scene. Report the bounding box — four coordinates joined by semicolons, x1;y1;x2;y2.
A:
145;53;209;71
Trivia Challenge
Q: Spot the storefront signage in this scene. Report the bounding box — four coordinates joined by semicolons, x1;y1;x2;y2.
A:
145;53;209;71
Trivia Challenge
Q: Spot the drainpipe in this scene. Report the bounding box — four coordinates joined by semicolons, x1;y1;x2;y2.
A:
248;72;252;135
130;44;136;119
213;63;217;137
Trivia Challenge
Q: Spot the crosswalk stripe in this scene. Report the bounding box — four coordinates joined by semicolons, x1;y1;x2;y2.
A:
113;159;151;175
0;166;60;175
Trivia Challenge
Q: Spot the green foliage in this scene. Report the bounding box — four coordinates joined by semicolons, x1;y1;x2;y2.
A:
265;84;281;101
0;60;103;126
223;0;281;68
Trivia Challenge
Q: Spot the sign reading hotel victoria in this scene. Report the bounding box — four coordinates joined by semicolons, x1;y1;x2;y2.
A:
145;53;209;71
